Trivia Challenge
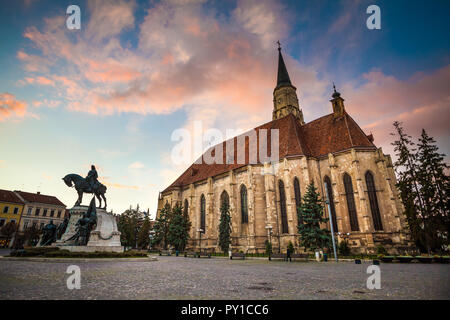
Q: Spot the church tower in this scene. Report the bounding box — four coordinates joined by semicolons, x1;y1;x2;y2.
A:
272;44;304;124
330;83;345;118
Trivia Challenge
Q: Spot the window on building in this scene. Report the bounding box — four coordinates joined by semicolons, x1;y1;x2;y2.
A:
43;209;48;217
183;199;189;216
3;206;8;214
200;194;206;233
10;219;16;225
240;185;248;223
0;219;5;227
279;180;289;234
221;191;229;208
13;207;19;214
32;221;37;229
293;177;302;224
57;210;61;218
324;176;338;232
50;210;55;217
35;208;40;216
39;222;44;230
343;173;359;231
23;220;29;229
365;171;383;231
27;207;33;215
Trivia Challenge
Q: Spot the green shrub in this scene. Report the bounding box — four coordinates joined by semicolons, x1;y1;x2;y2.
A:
11;247;147;258
376;245;387;255
287;241;294;254
10;246;60;257
338;240;351;256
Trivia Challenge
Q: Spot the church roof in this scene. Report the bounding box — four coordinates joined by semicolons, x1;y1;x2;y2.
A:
276;48;292;89
0;189;24;205
163;111;376;193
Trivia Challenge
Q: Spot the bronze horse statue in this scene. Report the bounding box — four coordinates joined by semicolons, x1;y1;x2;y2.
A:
62;174;107;209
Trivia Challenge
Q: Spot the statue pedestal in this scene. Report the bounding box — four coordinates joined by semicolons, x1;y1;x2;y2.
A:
54;205;124;253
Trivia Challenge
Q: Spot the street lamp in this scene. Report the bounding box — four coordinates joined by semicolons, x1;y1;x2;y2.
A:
197;228;204;253
265;225;273;253
337;232;351;253
324;181;338;262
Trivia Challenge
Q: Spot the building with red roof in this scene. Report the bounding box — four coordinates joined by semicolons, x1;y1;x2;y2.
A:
157;47;410;254
14;190;66;232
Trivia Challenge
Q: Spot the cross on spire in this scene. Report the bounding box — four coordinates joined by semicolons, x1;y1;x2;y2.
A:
277;40;281;51
332;82;341;99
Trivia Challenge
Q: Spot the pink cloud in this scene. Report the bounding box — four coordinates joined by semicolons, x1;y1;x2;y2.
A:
0;93;28;121
343;65;450;156
17;0;308;126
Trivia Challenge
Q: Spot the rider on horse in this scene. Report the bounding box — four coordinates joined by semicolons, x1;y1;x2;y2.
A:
86;165;99;193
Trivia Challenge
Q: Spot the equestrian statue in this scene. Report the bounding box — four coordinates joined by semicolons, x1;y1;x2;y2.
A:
62;165;107;209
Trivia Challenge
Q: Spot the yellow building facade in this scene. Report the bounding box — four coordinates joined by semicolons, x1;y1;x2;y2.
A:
0;189;25;247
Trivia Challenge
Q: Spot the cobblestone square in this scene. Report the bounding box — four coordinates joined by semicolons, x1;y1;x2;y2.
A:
0;256;448;300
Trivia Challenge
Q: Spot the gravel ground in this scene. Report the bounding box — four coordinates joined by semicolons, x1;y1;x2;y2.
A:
0;256;448;300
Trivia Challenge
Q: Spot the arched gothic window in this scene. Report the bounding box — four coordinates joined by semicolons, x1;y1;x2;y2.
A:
183;199;189;216
279;180;289;234
324;176;338;232
293;177;302;224
221;190;229;208
343;173;359;231
200;194;206;233
365;171;383;231
240;185;248;223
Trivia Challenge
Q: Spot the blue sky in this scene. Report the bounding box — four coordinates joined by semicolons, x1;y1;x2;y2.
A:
1;0;449;216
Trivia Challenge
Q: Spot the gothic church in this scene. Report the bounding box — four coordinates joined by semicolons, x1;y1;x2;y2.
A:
157;46;411;254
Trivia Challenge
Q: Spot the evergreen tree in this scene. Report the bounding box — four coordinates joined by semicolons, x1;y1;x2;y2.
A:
151;202;171;249
391;121;427;252
137;216;151;249
297;181;331;252
218;201;232;253
417;129;450;251
167;203;191;251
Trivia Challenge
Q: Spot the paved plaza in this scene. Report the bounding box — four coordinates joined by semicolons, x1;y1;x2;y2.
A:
0;256;448;299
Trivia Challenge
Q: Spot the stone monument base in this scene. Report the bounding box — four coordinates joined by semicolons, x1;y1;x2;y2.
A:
54;205;124;253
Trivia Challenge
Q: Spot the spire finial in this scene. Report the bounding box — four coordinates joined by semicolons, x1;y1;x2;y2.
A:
332;82;341;98
277;40;281;51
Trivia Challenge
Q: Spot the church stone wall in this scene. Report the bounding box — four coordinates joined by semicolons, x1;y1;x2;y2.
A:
157;148;411;255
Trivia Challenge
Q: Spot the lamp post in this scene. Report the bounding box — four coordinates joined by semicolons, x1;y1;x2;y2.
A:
265;225;273;254
324;181;338;262
197;228;203;253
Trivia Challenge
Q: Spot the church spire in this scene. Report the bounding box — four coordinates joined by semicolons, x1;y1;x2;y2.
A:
276;42;292;89
272;42;304;124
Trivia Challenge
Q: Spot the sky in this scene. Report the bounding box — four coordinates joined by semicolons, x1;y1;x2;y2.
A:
1;0;449;218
